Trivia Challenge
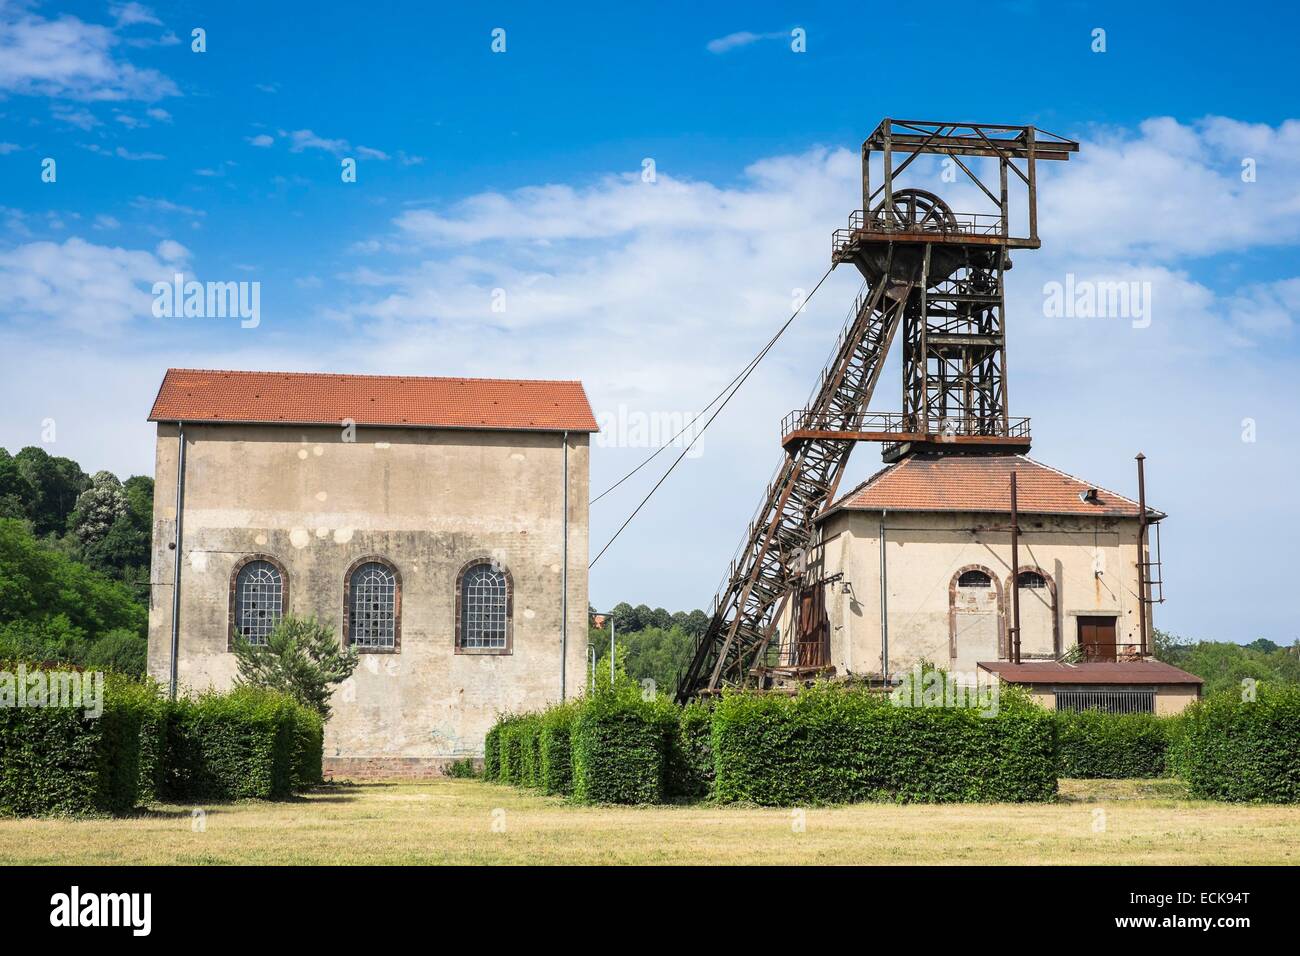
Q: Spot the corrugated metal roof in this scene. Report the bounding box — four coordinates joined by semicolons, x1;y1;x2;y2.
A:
148;368;599;433
976;660;1202;685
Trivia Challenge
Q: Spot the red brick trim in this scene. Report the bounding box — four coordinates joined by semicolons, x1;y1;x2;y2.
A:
948;563;1005;661
454;557;514;656
228;553;289;651
342;555;402;654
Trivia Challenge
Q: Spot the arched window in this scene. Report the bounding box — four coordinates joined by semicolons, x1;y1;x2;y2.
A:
456;560;512;654
345;558;400;651
958;569;992;588
231;557;286;647
1017;570;1047;589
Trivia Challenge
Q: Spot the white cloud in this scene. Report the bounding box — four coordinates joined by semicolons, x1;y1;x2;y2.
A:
0;141;20;154
0;236;188;334
706;30;785;54
246;133;274;147
287;128;390;160
0;5;179;101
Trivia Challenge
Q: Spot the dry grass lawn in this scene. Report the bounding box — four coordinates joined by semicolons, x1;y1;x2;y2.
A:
4;777;1299;865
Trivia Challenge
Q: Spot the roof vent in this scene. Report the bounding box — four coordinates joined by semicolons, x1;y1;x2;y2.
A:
1079;487;1100;504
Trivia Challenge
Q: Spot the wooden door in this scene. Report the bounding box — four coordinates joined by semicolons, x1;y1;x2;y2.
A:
1077;616;1117;662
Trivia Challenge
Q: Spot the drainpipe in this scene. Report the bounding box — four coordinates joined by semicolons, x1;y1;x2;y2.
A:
878;510;889;684
168;423;187;699
1010;471;1022;665
560;431;569;699
1136;453;1149;658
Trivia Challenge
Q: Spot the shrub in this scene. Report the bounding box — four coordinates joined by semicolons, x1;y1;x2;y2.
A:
483;721;503;780
498;717;527;785
290;704;324;791
712;683;1057;805
1055;709;1171;778
539;702;577;796
445;757;478;778
571;689;677;804
665;698;714;800
0;668;151;816
516;715;543;788
162;686;311;801
1180;682;1300;802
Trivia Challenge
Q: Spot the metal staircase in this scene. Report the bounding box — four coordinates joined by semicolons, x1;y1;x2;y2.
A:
675;270;911;699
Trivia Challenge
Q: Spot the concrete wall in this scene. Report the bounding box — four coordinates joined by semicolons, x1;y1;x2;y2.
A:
1023;685;1197;715
147;422;590;769
815;508;1150;679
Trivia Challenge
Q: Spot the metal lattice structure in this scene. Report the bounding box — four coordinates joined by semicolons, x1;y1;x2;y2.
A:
676;119;1077;702
460;563;509;649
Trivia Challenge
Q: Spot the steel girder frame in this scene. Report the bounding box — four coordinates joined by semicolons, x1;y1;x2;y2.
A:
676;268;912;701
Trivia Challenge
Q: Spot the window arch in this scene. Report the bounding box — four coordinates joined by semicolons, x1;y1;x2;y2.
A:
229;555;287;648
958;569;993;588
344;556;401;652
1017;570;1047;589
455;559;513;654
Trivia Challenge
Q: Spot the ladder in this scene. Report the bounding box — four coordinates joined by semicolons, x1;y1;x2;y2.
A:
675;265;912;700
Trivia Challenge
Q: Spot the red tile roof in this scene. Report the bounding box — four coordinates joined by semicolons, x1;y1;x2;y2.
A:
977;660;1202;685
821;454;1160;520
149;368;598;433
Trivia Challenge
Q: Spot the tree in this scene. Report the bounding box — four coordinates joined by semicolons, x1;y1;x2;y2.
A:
70;471;129;547
13;447;88;537
232;616;359;719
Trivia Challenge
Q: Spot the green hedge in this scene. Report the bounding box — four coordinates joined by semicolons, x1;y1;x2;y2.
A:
1055;709;1172;778
162;686;314;801
666;699;714;800
1180;683;1300;802
539;702;577;796
498;716;527;785
483;721;503;780
517;715;543;788
0;669;151;816
713;684;1057;805
572;690;677;804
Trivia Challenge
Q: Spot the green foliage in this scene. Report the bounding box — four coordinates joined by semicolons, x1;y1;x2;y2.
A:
232;615;359;720
483;722;503;780
0;518;146;669
0;669;152;816
10;447;89;538
539;701;577;795
445;757;479;779
1156;629;1300;696
665;698;715;800
85;627;147;678
1179;682;1300;802
1055;709;1172;778
712;683;1058;806
571;685;678;804
516;715;543;788
70;471;129;546
162;686;319;801
497;716;529;785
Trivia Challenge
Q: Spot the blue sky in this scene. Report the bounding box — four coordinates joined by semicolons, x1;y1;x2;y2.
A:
2;1;1298;642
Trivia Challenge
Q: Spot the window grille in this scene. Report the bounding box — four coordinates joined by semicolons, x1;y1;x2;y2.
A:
349;561;397;649
958;569;992;588
461;563;508;649
1017;571;1047;589
1055;689;1154;714
235;560;283;645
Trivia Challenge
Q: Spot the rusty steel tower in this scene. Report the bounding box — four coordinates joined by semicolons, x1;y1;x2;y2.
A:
676;119;1079;702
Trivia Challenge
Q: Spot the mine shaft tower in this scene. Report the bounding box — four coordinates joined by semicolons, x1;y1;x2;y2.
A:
676;119;1079;703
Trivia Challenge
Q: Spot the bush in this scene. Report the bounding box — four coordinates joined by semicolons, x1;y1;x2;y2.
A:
1180;682;1300;802
0;668;152;816
666;698;714;800
483;721;503;780
571;689;677;804
445;757;478;779
162;686;316;801
539;702;577;796
712;683;1057;805
1055;709;1171;778
498;716;527;785
516;715;543;788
